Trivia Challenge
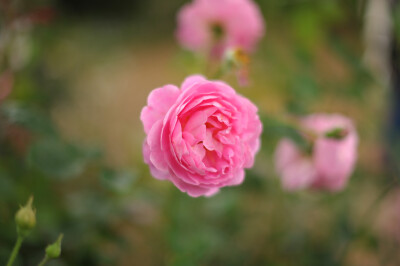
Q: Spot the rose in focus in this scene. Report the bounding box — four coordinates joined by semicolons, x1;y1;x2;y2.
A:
176;0;265;58
140;75;262;197
275;114;358;191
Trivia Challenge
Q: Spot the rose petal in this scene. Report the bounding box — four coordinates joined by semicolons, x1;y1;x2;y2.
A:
140;85;180;133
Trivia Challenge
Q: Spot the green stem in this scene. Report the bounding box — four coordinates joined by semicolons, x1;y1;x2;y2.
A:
280;114;319;140
37;255;49;266
6;235;24;266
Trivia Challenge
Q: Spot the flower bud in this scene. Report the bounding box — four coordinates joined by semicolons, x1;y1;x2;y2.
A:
223;47;251;86
224;47;250;68
275;114;358;192
15;196;36;236
45;234;63;259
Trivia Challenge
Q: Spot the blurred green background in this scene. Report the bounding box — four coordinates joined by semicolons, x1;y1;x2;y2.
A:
1;0;399;265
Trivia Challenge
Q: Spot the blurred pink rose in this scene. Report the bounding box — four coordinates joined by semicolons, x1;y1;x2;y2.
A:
176;0;265;57
140;75;262;197
275;114;358;191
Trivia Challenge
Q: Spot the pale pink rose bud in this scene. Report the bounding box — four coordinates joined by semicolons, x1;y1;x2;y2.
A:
275;114;358;191
140;75;262;197
176;0;265;58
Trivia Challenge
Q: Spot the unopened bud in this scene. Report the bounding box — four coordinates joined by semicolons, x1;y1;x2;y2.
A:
45;234;63;259
223;47;251;86
224;47;250;68
15;196;36;236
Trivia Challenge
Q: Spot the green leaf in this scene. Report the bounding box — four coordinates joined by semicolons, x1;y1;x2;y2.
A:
28;138;91;179
0;168;15;199
262;115;311;153
1;103;56;136
394;4;400;40
100;168;136;194
285;73;320;115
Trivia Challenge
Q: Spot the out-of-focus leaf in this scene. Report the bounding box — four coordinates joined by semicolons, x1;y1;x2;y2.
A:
328;37;372;97
394;4;400;40
262;115;310;152
100;168;137;194
291;8;323;48
287;74;320;114
1;103;56;136
66;192;116;224
27;138;92;179
0;168;15;199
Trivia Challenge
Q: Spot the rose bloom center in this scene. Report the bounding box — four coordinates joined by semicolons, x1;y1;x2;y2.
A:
173;97;238;178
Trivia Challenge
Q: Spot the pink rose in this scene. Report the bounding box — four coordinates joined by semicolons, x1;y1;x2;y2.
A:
176;0;265;57
275;114;358;191
140;75;262;197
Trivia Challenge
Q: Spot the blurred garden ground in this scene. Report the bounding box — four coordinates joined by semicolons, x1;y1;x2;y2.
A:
1;0;399;265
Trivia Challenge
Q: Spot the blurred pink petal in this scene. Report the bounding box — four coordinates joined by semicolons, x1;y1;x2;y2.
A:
275;114;358;192
140;85;180;134
176;0;265;58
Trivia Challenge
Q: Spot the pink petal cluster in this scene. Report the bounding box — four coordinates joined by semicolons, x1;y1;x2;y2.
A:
140;75;262;197
176;0;265;57
275;114;358;191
